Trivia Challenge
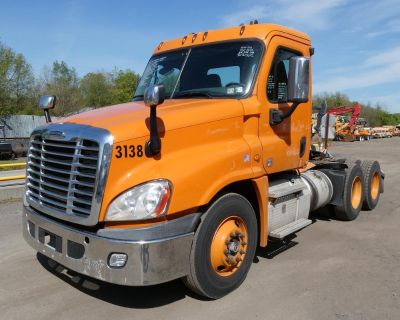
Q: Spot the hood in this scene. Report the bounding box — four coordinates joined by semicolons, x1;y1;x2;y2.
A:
58;99;244;142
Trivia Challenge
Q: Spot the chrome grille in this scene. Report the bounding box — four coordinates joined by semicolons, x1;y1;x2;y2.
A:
25;123;113;226
27;136;99;216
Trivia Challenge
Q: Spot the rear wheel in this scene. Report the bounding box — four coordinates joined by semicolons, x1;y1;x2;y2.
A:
334;163;365;221
183;193;257;299
361;160;382;210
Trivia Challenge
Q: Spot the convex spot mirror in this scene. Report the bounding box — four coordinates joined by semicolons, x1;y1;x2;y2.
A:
287;57;310;103
144;84;165;107
39;95;56;110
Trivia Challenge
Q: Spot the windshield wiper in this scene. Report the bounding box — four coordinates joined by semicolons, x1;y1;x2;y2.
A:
174;91;213;99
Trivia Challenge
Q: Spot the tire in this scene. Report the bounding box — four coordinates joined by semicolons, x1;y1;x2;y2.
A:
334;163;365;221
183;193;257;299
361;160;382;210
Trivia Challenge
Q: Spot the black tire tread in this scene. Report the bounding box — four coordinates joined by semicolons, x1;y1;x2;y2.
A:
334;162;365;221
183;193;256;299
361;160;381;210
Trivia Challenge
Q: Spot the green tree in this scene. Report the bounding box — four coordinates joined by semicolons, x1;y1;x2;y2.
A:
111;69;140;104
313;92;351;110
80;72;113;108
42;61;81;115
0;41;36;116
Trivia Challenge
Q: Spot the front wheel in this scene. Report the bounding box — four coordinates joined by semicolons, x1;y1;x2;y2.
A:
183;193;257;299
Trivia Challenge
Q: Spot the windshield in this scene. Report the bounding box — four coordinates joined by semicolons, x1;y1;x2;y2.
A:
134;40;263;100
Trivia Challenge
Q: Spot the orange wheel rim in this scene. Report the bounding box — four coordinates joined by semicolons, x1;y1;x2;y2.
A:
210;216;248;277
370;172;380;200
351;176;362;209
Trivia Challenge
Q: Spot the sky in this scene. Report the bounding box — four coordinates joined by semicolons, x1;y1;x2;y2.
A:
1;0;400;113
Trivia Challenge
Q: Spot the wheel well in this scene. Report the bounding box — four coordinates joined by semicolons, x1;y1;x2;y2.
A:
200;180;261;241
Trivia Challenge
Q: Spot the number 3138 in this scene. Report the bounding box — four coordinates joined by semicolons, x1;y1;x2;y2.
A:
115;145;144;158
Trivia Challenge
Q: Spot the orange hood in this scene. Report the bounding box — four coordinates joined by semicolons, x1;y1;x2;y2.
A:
58;99;245;142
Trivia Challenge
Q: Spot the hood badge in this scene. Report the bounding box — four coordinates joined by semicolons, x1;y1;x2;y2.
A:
44;130;65;140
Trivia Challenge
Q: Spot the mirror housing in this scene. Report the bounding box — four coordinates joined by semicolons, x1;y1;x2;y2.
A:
287;57;310;103
144;85;165;156
270;56;310;126
39;95;56;123
39;95;56;110
144;84;165;108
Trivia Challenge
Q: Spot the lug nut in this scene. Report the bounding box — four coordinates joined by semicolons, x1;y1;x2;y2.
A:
240;250;246;254
241;242;247;245
236;257;242;262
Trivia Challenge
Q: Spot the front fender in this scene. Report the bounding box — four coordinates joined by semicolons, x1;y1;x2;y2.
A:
99;116;257;221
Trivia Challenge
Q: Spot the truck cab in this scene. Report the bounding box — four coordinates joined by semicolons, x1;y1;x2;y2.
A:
23;23;383;299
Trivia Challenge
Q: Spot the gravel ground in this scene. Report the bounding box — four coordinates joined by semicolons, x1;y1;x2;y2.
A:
0;138;399;320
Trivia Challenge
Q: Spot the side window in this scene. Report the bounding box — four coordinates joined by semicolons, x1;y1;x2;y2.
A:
267;48;300;103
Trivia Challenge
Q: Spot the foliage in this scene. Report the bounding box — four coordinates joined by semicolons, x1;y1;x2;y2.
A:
0;41;36;117
80;72;113;108
110;69;139;104
41;61;81;116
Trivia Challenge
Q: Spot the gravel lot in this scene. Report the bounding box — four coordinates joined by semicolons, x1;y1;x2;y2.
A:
1;138;399;320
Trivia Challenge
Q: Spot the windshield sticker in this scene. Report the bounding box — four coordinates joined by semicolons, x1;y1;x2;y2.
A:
235;87;244;94
237;46;255;57
227;87;235;94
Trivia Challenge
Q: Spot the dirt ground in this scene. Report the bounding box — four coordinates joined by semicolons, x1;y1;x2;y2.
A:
1;138;399;320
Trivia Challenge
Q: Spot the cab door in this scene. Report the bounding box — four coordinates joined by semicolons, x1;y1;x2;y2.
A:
257;34;312;174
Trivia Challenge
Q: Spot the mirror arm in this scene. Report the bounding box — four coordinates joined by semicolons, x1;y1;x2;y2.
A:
269;102;300;126
44;109;52;123
145;105;161;156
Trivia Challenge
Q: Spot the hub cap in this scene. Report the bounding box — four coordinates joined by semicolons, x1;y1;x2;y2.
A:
351;176;362;209
370;172;380;200
210;216;248;277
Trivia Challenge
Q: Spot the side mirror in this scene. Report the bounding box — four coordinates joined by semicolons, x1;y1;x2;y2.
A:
269;57;310;126
287;57;310;103
144;84;165;107
39;95;56;123
143;85;165;156
39;95;56;110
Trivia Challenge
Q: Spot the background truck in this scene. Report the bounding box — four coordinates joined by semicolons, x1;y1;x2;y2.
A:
23;22;384;299
0;124;15;160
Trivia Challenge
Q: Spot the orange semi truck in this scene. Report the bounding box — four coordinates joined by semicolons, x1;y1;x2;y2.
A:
23;23;384;299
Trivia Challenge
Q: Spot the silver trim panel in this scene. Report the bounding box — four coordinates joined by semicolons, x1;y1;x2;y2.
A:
23;206;193;286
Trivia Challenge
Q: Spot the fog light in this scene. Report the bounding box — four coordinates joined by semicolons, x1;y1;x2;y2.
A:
108;253;127;268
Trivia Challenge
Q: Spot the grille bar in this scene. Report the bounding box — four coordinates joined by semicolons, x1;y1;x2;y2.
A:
27;135;99;219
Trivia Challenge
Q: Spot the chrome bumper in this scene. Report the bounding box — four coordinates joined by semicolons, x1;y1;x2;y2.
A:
23;206;194;286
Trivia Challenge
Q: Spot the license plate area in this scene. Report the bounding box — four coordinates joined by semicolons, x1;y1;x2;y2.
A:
38;227;62;253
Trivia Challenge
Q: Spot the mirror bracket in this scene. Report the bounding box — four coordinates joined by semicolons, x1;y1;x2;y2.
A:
44;109;52;123
269;102;300;126
145;105;162;157
144;85;165;156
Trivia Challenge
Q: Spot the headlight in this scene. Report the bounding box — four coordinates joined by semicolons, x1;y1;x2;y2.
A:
105;180;172;221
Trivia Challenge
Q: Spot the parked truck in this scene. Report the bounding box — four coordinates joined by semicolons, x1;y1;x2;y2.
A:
23;23;384;299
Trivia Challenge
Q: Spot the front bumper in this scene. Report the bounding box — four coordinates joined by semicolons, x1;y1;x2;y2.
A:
23;206;195;286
